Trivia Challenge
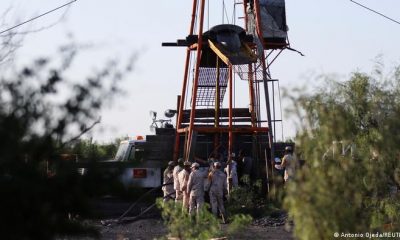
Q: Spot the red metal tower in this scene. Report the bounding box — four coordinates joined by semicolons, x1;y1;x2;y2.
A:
163;0;289;190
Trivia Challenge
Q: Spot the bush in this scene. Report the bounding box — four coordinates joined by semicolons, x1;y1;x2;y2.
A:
156;199;252;239
284;66;400;239
227;176;277;218
157;199;222;239
0;45;134;239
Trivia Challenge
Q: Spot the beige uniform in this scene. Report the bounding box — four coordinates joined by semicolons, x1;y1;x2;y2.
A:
162;168;174;202
225;160;238;194
178;169;190;211
173;165;183;201
209;169;227;217
282;153;294;181
187;169;207;215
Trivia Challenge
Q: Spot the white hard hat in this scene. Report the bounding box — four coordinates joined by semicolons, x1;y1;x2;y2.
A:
191;162;200;168
213;162;221;167
285;146;292;151
168;161;175;166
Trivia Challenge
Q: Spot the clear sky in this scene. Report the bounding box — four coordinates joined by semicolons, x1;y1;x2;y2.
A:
1;0;399;142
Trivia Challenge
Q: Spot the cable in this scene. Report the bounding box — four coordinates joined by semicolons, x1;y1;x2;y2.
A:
222;0;224;24
232;0;236;25
224;4;230;24
350;0;400;25
0;0;78;35
222;0;230;24
207;0;210;30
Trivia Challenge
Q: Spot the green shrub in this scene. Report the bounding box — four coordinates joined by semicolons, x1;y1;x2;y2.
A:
157;198;252;239
284;66;400;239
0;45;134;239
226;214;253;236
227;176;273;218
157;199;222;239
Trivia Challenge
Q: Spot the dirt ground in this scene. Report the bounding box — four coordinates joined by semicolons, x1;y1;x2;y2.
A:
71;218;293;240
63;198;294;240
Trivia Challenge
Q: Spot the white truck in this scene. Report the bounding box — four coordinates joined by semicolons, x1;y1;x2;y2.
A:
79;130;175;189
114;139;162;188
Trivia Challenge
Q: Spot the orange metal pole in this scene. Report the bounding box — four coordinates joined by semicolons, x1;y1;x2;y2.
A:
173;0;199;160
194;127;268;133
214;56;220;151
242;2;257;128
248;64;257;127
228;64;233;162
176;95;181;128
240;1;257;129
254;0;276;196
253;0;265;48
186;0;206;161
179;127;268;134
243;0;248;31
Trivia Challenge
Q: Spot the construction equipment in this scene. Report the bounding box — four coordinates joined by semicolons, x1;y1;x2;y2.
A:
162;0;292;194
79;1;295;206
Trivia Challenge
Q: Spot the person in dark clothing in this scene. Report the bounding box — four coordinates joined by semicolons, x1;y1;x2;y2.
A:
238;149;253;180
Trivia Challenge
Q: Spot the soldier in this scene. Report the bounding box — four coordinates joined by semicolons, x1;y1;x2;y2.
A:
209;162;227;222
178;161;192;212
275;146;296;182
173;158;184;202
162;161;175;202
187;162;207;215
225;154;238;195
238;149;253;181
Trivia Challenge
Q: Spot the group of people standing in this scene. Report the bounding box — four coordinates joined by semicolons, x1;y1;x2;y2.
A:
162;154;240;222
162;146;295;220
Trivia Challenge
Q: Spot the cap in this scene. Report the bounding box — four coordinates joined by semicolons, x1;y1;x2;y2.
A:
191;162;200;168
177;158;184;163
184;161;192;166
213;162;221;167
168;161;175;166
285;146;292;151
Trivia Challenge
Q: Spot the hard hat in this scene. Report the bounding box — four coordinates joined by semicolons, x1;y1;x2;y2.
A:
184;161;192;166
168;161;175;166
136;135;144;140
177;158;184;163
213;162;221;167
191;162;199;168
285;146;292;151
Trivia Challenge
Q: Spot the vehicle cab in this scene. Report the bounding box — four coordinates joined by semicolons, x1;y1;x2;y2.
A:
115;139;162;188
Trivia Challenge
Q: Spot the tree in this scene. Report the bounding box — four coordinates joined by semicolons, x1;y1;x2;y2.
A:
284;65;400;239
0;43;134;239
63;138;122;162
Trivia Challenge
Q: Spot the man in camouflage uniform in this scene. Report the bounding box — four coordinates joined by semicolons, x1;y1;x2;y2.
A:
162;161;175;202
275;146;296;182
225;154;238;195
173;158;184;202
209;161;227;221
187;162;207;215
178;161;192;212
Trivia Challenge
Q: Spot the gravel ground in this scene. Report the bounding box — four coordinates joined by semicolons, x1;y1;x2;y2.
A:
62;198;294;240
65;218;293;240
99;218;168;240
